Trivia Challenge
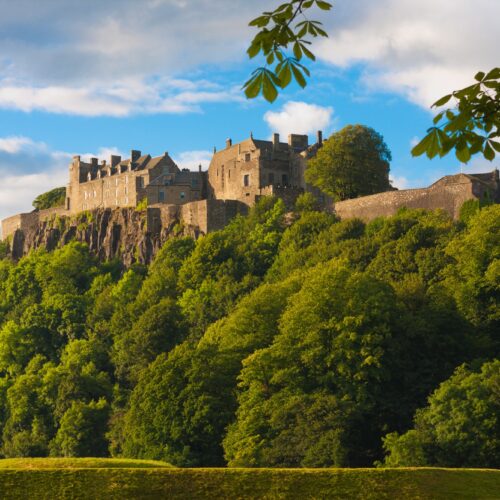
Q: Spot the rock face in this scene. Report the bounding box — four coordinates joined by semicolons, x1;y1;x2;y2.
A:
9;208;182;266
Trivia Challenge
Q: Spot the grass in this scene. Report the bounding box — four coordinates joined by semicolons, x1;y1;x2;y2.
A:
0;461;498;499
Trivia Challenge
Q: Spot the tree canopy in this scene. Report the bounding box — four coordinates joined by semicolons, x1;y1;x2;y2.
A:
305;125;392;201
32;187;66;211
0;200;498;466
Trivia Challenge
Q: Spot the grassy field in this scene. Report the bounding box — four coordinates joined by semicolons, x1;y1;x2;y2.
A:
0;460;498;499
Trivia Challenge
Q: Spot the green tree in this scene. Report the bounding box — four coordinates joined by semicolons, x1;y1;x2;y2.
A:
305;125;392;201
32;187;66;210
50;399;110;457
412;68;500;163
383;360;500;468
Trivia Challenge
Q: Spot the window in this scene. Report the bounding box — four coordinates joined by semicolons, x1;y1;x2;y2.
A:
282;174;288;185
268;173;274;184
243;174;250;187
115;178;118;186
245;153;251;162
93;190;97;198
159;191;165;202
138;177;144;188
192;178;198;187
180;192;185;199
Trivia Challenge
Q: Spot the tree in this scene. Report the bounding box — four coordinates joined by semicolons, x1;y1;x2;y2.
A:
412;68;500;163
32;187;66;210
305;125;392;201
382;360;500;468
244;0;332;102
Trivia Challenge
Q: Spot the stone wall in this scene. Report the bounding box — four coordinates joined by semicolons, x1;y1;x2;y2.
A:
333;175;478;222
1;206;69;240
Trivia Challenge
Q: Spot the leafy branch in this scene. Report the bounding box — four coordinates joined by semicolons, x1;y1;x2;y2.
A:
243;0;333;103
412;68;500;163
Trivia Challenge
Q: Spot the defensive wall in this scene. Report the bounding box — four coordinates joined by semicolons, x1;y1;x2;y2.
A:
1;206;69;241
333;173;497;222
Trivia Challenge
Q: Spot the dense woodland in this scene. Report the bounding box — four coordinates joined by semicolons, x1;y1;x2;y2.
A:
0;196;498;468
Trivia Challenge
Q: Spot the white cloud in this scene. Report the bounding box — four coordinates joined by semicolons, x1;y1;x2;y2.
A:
316;0;499;108
389;174;410;190
0;80;242;117
264;101;334;139
174;150;213;171
0;136;126;223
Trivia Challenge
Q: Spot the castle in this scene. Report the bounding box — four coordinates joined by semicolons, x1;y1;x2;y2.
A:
2;130;500;247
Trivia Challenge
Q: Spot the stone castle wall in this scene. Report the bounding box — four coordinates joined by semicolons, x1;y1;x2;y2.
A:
2;206;69;240
333;175;482;221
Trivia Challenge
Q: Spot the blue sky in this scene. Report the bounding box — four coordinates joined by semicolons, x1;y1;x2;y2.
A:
0;0;498;220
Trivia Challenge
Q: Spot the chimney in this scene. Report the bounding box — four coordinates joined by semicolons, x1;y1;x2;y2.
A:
198;164;202;173
91;157;98;170
131;150;141;162
273;133;280;150
164;151;169;158
226;138;232;149
110;155;121;168
317;130;323;145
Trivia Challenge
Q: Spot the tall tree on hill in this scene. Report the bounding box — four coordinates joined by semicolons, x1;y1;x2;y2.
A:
305;125;392;201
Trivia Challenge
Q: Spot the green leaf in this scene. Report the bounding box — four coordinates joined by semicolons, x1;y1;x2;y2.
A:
301;44;316;61
243;72;263;99
277;62;292;88
433;111;445;125
291;64;307;88
316;0;333;10
474;71;485;82
411;133;433;157
247;42;261;59
490;140;500;153
432;94;452;108
484;67;500;80
456;146;471;163
293;42;303;60
484;142;495;161
262;72;279;102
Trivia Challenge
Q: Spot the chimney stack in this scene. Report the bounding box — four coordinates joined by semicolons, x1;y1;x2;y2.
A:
273;133;280;148
198;164;202;173
131;150;141;162
91;157;98;168
226;138;232;149
110;155;121;168
317;130;323;145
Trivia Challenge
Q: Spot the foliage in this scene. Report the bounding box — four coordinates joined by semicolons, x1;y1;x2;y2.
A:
305;125;392;201
0;203;497;468
383;360;500;468
32;187;66;211
412;68;500;163
244;0;332;102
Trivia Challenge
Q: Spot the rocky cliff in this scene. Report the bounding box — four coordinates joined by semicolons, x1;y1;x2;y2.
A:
7;208;183;266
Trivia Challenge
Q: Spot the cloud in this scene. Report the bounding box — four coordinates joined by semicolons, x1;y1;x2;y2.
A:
264;101;334;139
174;150;213;171
0;136;124;222
0;80;242;117
389;174;410;190
315;0;499;108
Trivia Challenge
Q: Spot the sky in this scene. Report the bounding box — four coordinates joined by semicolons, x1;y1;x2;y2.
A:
0;0;499;221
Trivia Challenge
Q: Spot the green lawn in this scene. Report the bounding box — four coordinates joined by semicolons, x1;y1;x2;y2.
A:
0;460;498;499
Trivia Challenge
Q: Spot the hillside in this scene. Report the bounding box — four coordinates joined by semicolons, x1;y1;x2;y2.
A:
0;198;498;469
0;461;499;499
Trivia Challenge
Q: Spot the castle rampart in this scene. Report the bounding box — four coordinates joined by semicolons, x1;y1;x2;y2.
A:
333;172;499;221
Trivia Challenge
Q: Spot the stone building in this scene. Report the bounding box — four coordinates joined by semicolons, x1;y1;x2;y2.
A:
207;132;325;207
66;150;206;214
